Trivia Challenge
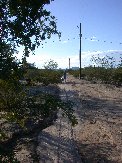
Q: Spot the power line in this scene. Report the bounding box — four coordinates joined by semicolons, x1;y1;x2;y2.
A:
47;36;122;45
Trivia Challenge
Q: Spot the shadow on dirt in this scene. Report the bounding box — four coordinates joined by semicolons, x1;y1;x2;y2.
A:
62;88;122;118
76;141;118;163
62;88;122;163
37;130;81;162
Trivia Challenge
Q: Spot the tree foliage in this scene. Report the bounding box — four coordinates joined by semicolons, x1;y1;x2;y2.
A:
44;59;58;70
0;2;78;161
1;0;61;56
1;0;61;80
91;55;116;68
0;41;23;80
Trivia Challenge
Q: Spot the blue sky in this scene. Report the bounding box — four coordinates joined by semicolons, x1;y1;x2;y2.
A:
19;0;122;68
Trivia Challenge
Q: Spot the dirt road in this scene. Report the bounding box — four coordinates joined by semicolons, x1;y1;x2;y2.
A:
59;74;122;163
15;74;122;163
35;80;83;163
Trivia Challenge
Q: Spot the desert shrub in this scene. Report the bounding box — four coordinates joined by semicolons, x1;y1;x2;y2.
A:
43;59;58;70
0;59;75;162
0;79;30;126
84;67;112;82
24;69;40;81
112;67;122;85
82;66;122;85
70;70;79;78
24;69;63;85
0;97;77;162
68;69;86;79
86;54;122;85
30;93;77;126
0;80;24;111
68;67;113;82
82;67;95;81
0;80;51;126
0;79;77;129
0;148;19;163
37;69;63;85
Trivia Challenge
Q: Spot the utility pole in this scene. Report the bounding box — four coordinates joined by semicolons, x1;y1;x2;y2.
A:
69;58;70;69
79;23;82;79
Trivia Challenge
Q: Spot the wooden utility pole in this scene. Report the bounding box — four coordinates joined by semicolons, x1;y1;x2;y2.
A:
79;23;82;79
69;58;70;69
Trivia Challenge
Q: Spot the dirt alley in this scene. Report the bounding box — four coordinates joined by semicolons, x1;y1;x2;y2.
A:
15;74;122;163
59;74;122;163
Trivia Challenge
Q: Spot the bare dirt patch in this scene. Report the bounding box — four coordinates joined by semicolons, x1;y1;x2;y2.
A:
60;74;122;163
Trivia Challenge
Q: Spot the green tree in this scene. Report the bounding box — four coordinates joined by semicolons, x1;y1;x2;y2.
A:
0;41;23;80
89;55;122;84
0;2;77;161
91;55;116;68
1;0;61;56
44;59;58;70
1;0;61;80
117;55;122;68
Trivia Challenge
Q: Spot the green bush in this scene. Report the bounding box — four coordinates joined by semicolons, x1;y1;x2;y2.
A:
112;67;122;85
68;67;122;86
0;79;77;128
83;67;112;82
37;69;63;85
68;69;86;79
24;69;63;85
0;80;24;111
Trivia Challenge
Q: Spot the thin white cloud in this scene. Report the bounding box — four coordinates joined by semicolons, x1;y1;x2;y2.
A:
67;50;122;68
16;49;122;69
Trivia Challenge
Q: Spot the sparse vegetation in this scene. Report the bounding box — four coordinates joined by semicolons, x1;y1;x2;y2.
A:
68;55;122;86
24;68;63;85
1;0;122;162
0;0;77;161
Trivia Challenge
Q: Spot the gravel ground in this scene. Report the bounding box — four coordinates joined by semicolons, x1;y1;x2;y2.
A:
36;110;82;163
14;76;83;163
59;74;122;163
14;74;122;163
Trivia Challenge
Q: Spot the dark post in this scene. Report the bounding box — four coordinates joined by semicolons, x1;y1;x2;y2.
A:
69;58;70;69
79;23;82;79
